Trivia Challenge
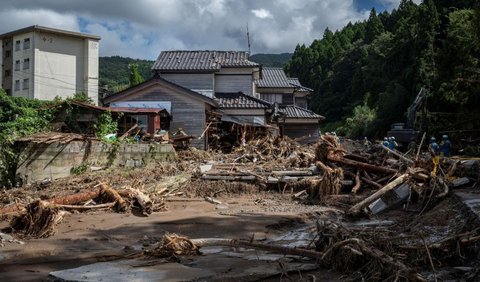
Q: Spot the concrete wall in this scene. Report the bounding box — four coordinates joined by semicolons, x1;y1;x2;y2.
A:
12;32;35;99
16;141;176;184
33;31;99;104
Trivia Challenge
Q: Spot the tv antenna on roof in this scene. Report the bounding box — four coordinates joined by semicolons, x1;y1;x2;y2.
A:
246;23;251;54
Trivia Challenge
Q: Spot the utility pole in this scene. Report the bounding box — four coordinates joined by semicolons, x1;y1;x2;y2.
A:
246;23;251;54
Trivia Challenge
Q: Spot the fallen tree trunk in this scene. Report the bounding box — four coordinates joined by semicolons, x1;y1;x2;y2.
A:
49;190;101;205
348;173;409;216
327;152;397;175
120;188;153;215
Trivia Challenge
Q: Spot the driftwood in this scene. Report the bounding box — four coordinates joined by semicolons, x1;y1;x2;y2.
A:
98;183;130;212
381;145;414;164
10;200;67;238
54;202;116;210
348;173;409;215
120;188;153;215
351;171;362;194
327;152;397;175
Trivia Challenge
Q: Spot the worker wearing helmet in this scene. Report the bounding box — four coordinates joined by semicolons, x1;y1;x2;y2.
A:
440;135;451;157
429;137;440;156
383;137;390;147
388;137;398;150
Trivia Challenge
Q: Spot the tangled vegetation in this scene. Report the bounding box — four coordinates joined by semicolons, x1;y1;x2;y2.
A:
0;90;55;186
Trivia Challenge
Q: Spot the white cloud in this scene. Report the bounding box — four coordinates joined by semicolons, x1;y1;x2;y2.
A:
0;8;79;33
251;8;274;19
0;0;414;58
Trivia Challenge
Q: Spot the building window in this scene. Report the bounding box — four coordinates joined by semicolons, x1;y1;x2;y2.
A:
15;60;20;71
23;58;30;70
23;79;29;90
15;40;20;51
14;80;20;91
4;70;10;77
23;38;30;49
5;50;11;58
260;94;283;104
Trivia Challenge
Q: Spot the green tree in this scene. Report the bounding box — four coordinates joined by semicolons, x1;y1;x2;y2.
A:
72;92;94;104
343;103;376;138
365;8;385;44
129;63;145;86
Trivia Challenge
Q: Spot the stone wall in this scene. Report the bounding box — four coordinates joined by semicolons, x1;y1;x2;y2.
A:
16;140;176;184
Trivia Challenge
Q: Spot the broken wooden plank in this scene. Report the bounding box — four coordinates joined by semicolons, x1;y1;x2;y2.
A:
201;175;256;181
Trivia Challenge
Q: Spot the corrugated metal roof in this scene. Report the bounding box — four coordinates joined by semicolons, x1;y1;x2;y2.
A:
215;93;272;109
279;105;325;120
152;50;260;71
256;67;292;88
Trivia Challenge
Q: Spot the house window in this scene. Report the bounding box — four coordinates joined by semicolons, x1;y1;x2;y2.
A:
23;58;30;70
14;80;20;91
15;40;20;51
4;70;11;77
260;94;283;104
15;60;20;71
23;38;30;49
23;79;29;90
5;50;11;58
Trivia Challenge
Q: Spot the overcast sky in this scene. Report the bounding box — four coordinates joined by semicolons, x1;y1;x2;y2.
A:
0;0;421;59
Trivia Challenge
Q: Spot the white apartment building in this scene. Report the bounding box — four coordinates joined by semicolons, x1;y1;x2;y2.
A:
0;25;100;104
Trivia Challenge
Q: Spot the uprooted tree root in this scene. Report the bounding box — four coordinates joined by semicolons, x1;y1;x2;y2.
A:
10;200;66;238
144;233;200;258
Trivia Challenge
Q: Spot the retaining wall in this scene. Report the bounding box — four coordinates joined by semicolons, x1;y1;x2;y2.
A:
16;141;176;184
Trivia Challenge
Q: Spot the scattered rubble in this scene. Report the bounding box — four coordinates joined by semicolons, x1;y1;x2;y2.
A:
2;133;480;281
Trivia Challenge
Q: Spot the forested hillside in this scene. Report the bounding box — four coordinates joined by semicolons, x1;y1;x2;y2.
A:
285;0;480;137
250;53;292;67
99;56;154;92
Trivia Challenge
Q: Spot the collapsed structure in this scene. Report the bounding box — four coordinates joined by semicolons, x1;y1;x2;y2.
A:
103;50;325;149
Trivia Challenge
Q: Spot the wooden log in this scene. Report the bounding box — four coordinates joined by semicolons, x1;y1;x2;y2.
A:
327;152;397;175
416;132;427;162
1;189;102;215
201;175;256;181
382;145;414;164
345;171;382;189
271;170;313;176
348;173;409;215
120;188;153;215
351;171;362;194
49;190;101;205
53;202;116;210
98;183;129;212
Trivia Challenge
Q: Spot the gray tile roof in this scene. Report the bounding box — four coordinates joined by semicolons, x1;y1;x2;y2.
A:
279;105;325;120
215;93;272;109
152;50;260;71
256;67;292;88
288;78;313;92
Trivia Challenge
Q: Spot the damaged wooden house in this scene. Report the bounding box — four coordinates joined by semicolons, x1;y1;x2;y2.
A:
103;50;324;149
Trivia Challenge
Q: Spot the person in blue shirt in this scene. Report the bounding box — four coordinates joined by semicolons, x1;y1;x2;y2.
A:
383;137;390;147
440;135;451;157
388;137;398;150
429;137;440;156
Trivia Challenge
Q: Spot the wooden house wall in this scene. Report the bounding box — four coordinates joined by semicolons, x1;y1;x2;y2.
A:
111;84;208;149
160;73;214;93
215;74;253;95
